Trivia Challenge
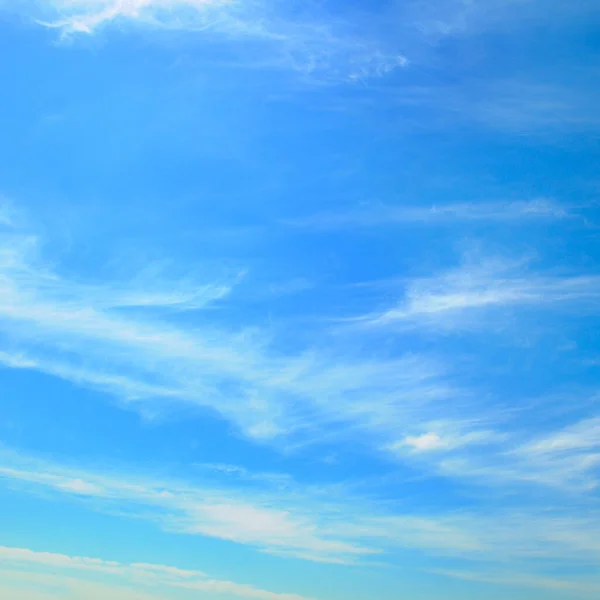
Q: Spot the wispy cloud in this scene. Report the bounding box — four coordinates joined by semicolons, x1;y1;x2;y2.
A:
518;416;600;458
287;199;570;230
36;0;229;34
363;511;600;569
27;0;269;35
21;0;600;45
0;544;315;600
436;413;600;493
436;568;600;596
4;215;600;502
389;427;499;455
358;255;600;330
0;450;377;564
1;0;599;596
0;219;462;450
8;0;407;82
3;213;600;507
4;447;600;570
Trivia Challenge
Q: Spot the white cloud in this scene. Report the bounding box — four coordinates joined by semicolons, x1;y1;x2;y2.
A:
287;199;570;229
391;426;500;454
0;453;377;564
507;417;600;490
2;215;599;509
437;415;600;493
397;432;446;452
35;0;232;34
0;571;168;600
517;417;600;456
334;508;600;571
436;568;600;596
360;255;600;329
0;222;461;451
0;545;314;600
4;447;600;589
7;0;407;82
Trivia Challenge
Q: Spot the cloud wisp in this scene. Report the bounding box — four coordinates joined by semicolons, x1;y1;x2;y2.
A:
390;409;600;495
0;449;378;565
287;199;571;230
436;568;600;597
7;0;407;82
0;221;465;451
3;448;600;586
36;0;230;34
455;415;600;492
2;216;600;499
357;255;600;330
0;544;314;600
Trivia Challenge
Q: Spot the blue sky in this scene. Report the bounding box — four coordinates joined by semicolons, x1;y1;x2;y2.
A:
0;1;600;599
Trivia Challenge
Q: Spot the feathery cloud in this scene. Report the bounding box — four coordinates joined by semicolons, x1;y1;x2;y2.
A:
3;447;600;573
6;0;407;82
0;451;377;564
287;199;571;230
437;415;600;493
436;568;600;596
0;545;314;600
0;221;459;450
359;255;600;330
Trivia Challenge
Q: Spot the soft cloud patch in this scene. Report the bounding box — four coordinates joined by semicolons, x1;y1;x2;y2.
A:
438;416;600;493
387;423;501;456
436;568;600;596
399;432;446;452
35;0;235;34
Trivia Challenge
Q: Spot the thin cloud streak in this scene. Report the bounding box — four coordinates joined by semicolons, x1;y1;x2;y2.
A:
389;428;500;455
436;414;600;492
435;568;600;596
0;223;460;449
358;256;600;329
288;199;571;230
4;220;600;499
0;452;378;564
12;0;408;82
3;449;600;578
0;545;314;600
